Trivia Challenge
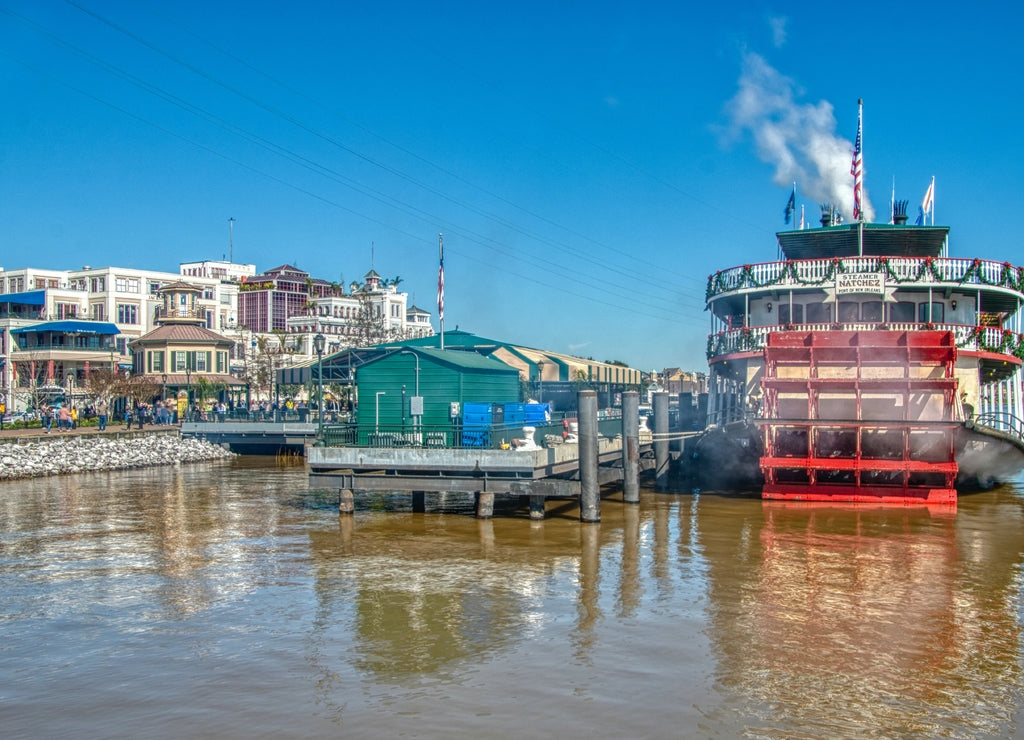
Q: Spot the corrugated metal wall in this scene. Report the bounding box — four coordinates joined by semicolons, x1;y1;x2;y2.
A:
356;352;519;429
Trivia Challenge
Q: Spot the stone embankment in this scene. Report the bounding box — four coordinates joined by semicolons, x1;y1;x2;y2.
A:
0;432;234;480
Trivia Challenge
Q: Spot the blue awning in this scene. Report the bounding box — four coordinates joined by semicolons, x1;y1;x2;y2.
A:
0;289;46;306
11;320;120;335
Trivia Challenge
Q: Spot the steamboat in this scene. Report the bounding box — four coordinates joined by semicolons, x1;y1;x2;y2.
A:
701;205;1024;504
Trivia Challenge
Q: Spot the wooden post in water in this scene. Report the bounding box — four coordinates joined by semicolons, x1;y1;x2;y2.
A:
653;391;670;491
339;488;354;515
579;389;600;522
475;491;495;519
412;491;426;513
622;390;640;504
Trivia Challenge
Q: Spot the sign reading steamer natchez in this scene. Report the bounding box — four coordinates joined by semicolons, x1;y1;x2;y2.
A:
835;272;885;295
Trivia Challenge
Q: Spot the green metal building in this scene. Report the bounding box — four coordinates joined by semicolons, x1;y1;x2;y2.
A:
355;346;519;433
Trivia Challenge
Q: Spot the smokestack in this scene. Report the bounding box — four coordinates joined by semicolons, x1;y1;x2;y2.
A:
893;199;909;225
820;203;833;227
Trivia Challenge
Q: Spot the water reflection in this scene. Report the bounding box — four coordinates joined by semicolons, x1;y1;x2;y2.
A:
698;493;1024;738
1;460;1023;738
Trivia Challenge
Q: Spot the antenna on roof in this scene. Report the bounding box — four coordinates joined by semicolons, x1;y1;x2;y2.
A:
228;217;235;263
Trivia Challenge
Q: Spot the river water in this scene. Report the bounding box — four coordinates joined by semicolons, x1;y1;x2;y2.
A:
2;456;1023;739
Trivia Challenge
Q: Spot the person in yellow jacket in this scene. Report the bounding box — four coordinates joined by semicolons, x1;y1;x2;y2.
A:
70;406;79;429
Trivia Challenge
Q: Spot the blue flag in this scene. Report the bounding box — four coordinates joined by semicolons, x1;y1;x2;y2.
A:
784;187;796;224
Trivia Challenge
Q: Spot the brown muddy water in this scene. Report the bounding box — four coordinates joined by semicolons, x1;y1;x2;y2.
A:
1;456;1023;739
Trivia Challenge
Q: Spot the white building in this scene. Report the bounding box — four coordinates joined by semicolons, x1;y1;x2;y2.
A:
0;265;242;407
284;269;434;354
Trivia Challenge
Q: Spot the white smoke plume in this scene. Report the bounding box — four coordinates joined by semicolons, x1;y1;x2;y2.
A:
723;52;873;223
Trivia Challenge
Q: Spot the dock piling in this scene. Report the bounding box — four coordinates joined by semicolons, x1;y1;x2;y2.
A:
579;390;600;522
654;391;669;491
339;488;354;515
475;491;495;519
622;390;640;504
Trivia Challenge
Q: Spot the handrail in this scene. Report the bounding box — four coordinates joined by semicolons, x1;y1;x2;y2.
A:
707;255;1024;301
973;411;1024;442
707;322;1024;361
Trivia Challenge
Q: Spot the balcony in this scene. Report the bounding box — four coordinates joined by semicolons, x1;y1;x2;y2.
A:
707;323;1024;365
155;306;204;321
706;257;1024;302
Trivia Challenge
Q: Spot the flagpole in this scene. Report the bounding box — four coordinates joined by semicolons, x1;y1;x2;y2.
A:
930;176;935;226
437;233;445;350
852;99;864;222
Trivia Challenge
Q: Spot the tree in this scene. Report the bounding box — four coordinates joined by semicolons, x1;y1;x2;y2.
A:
350;293;397;347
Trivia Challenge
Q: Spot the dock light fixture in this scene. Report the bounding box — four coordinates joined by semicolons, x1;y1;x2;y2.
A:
313;332;326;440
767;302;773;312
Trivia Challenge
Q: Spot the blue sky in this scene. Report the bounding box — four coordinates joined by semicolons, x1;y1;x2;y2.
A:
2;1;1022;372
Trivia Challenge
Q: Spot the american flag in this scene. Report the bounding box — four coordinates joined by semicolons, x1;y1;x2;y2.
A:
437;234;445;321
851;100;863;221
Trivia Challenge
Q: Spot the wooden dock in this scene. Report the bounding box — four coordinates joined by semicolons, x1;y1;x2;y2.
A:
308;390;683;521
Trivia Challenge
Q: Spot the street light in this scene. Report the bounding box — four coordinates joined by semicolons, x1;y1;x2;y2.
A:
399;349;421;438
161;372;167;402
185;366;191;421
313;332;326;440
375;391;386;434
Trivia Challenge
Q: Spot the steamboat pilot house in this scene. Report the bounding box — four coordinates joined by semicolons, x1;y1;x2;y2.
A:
703;207;1024;501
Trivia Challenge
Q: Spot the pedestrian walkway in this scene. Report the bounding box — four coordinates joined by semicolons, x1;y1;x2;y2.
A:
0;423;178;443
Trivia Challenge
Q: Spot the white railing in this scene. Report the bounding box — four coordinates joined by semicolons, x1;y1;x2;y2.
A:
706;322;1023;360
708;256;1021;299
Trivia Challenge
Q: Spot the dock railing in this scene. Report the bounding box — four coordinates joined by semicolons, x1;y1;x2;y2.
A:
320;414;625;450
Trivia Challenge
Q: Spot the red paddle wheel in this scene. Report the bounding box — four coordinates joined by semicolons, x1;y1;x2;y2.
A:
759;330;959;504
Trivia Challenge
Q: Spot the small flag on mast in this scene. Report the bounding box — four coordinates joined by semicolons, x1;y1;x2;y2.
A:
921;177;935;223
851;99;864;221
437;233;445;322
784;185;796;224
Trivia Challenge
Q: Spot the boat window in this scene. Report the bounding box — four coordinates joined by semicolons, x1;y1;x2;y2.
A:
778;303;803;324
918;302;944;323
806;303;832;324
890;301;915;323
861;301;883;322
838;301;860;322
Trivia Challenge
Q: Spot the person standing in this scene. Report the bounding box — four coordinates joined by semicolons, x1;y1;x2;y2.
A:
42;404;53;433
97;400;108;432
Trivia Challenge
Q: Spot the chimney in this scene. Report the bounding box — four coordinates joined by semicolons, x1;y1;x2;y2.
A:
893;199;909;226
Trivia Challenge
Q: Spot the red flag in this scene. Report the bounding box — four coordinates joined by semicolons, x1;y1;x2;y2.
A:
851;100;863;221
437;234;444;321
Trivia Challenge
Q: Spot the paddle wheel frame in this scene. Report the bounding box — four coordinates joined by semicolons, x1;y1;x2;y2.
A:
759;330;959;504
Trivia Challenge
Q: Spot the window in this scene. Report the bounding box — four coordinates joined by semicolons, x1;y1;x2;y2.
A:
91;277;105;292
174;351;186;372
919;302;944;323
779;303;804;325
890;301;915;323
150;351;164;372
116;304;138;324
195;352;208;372
838;301;860;322
90;303;105;320
806;302;832;324
862;301;884;322
149;282;161;295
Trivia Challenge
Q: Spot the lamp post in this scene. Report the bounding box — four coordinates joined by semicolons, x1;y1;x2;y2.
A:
161;372;167;402
537;359;545;403
399;349;421;437
185;367;191;421
313;332;326;440
375;391;385;434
